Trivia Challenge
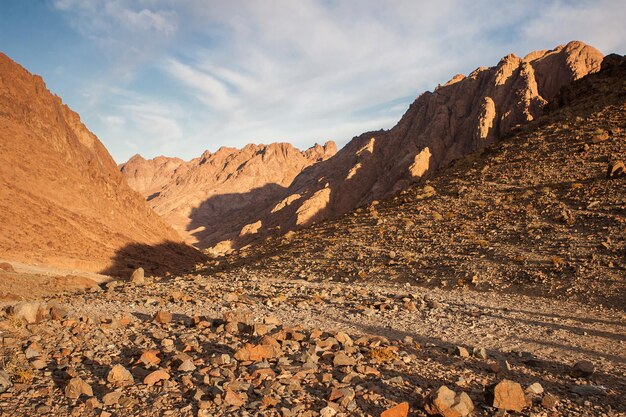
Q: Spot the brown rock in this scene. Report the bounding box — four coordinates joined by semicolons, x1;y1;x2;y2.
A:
0;262;14;272
136;350;161;366
333;352;356;367
143;370;170;386
425;385;474;417
49;305;68;320
129;267;145;285
541;393;560;409
486;380;527;412
154;311;172;324
102;391;123;406
607;160;625;178
381;402;409;417
455;346;470;358
592;130;610;143
234;342;281;362
9;302;49;324
224;388;244;407
107;364;134;385
64;377;93;399
571;360;595;377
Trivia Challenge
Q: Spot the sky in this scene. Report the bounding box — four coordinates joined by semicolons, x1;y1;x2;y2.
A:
1;1;625;163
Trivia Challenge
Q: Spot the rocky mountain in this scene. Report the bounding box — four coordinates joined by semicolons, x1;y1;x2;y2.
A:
215;53;625;308
216;41;604;252
121;141;336;248
0;53;204;276
1;54;623;417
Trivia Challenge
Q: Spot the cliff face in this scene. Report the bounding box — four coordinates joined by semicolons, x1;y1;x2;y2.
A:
121;141;336;248
0;53;204;275
227;41;602;251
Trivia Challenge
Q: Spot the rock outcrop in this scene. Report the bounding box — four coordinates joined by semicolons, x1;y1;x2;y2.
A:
121;142;336;248
0;52;204;276
229;41;602;250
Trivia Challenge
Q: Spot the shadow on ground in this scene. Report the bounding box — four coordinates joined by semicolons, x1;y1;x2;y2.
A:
99;240;206;278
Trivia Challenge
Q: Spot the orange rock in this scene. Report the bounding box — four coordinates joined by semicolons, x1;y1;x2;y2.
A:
224;388;244;407
234;340;281;362
154;311;172;324
143;370;170;386
381;402;409;417
136;350;161;366
488;380;527;412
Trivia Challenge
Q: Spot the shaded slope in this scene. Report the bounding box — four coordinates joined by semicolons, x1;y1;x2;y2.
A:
0;53;205;276
205;54;626;308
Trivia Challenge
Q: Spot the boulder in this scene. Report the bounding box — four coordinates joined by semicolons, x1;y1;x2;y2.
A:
486;380;527;412
129;267;145;285
425;385;474;417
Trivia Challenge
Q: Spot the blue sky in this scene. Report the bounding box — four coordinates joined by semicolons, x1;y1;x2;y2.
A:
1;1;625;163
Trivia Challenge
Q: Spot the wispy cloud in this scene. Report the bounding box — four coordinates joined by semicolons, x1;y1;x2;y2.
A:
50;0;626;162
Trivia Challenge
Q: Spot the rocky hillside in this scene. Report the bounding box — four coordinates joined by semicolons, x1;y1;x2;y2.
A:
0;53;204;276
209;53;626;309
218;41;604;252
121;142;336;248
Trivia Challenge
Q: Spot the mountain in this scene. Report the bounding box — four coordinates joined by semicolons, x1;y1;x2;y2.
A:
0;52;205;276
217;41;604;252
211;53;626;308
121;141;336;248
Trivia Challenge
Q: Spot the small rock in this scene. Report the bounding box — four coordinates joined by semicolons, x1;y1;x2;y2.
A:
591;130;610;143
224;388;244;407
24;342;43;359
49;305;68;320
319;406;337;417
30;359;47;370
541;393;559;409
85;397;101;410
130;267;145;285
65;377;93;399
0;370;12;394
154;311;172;324
234;341;281;362
107;364;134;385
143;369;170;386
571;361;594;378
103;391;123;406
486;380;527;412
455;346;470;358
136;350;161;367
381;402;409;417
607;160;625;178
570;384;606;396
178;359;196;372
526;382;544;395
425;385;474;417
333;352;356;367
9;302;49;324
472;347;488;360
0;262;14;272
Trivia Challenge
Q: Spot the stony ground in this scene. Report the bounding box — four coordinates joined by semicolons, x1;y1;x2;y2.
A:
0;270;624;417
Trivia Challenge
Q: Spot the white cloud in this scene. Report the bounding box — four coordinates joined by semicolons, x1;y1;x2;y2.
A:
52;0;626;162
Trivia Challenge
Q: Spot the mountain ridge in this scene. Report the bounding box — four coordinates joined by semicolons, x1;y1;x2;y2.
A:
121;141;336;247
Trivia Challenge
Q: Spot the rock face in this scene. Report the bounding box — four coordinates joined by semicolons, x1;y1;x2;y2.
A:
220;41;602;250
0;53;205;276
121;141;336;248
